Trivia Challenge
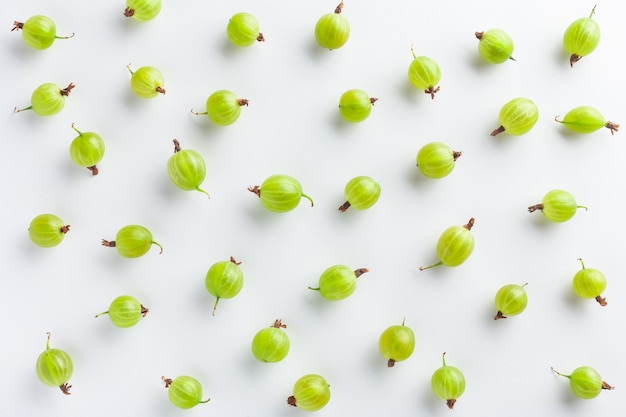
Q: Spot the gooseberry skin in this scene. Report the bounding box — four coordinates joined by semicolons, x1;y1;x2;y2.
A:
494;283;528;320
528;189;587;223
491;97;539;136
563;6;600;67
551;366;613;399
315;2;350;50
124;0;162;21
431;352;466;409
287;374;331;411
12;15;74;50
192;90;248;126
14;82;75;116
416;142;462;179
420;218;475;270
69;123;105;175
572;258;607;306
379;319;416;367
338;89;377;123
127;64;165;98
339;176;381;212
475;28;515;64
95;295;149;328
555;106;619;135
308;265;369;301
227;13;264;46
162;375;210;409
101;225;163;258
28;214;70;248
408;50;441;99
36;333;73;395
167;139;209;197
248;174;314;213
251;319;290;363
205;257;244;315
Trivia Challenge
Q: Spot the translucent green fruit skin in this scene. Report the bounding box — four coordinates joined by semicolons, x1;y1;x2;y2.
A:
539;189;581;222
291;374;331;411
29;214;66;248
168;149;207;192
115;225;158;258
251;326;290;363
408;56;441;90
567;366;604;399
315;265;359;301
339;89;372;122
126;0;162;21
205;260;244;300
343;176;381;210
31;83;66;116
130;66;164;98
495;284;528;317
557;106;606;133
36;339;73;390
259;174;312;213
104;295;143;328
227;13;261;47
436;225;475;267
573;265;606;299
379;324;415;365
206;90;242;126
315;13;349;49
498;97;539;135
168;376;206;409
21;15;57;49
431;356;466;406
563;16;600;59
416;142;457;179
70;131;104;168
477;29;514;64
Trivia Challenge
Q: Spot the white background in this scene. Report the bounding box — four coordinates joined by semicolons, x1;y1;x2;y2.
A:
1;1;625;416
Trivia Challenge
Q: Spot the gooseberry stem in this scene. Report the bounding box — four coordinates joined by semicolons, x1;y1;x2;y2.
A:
61;83;75;96
12;21;24;31
595;295;607;306
301;193;315;207
425;86;440;100
453;151;462;161
247;185;261;197
59;382;72;395
237;98;249;107
272;319;287;329
606;121;619;135
60;225;71;234
527;204;542;213
464;218;475;230
354;268;369;278
334;1;344;14
141;305;149;316
490;126;506;136
191;108;208;115
419;261;443;271
212;297;220;316
101;239;116;247
370;97;379;105
287;395;297;407
494;311;507;320
338;201;351;212
124;7;135;18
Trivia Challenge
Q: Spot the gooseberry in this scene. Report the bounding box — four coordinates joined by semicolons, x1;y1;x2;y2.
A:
12;15;74;49
205;256;244;315
95;295;149;328
36;332;73;395
555;105;618;135
14;82;75;116
551;366;613;399
28;214;70;248
420;218;475;270
192;90;248;126
69;123;105;175
572;258;607;306
491;97;538;136
315;2;350;50
338;89;377;123
564;6;600;67
528;189;587;223
378;318;415;367
287;374;331;411
339;175;381;212
416;142;461;179
102;225;163;258
251;319;290;363
124;0;162;22
408;46;441;99
494;283;528;320
475;28;515;63
227;12;264;46
248;174;314;213
308;264;368;301
167;139;209;197
127;64;165;98
431;352;465;409
162;375;210;409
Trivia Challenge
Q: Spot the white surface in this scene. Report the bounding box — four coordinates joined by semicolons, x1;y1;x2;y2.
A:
1;1;625;416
